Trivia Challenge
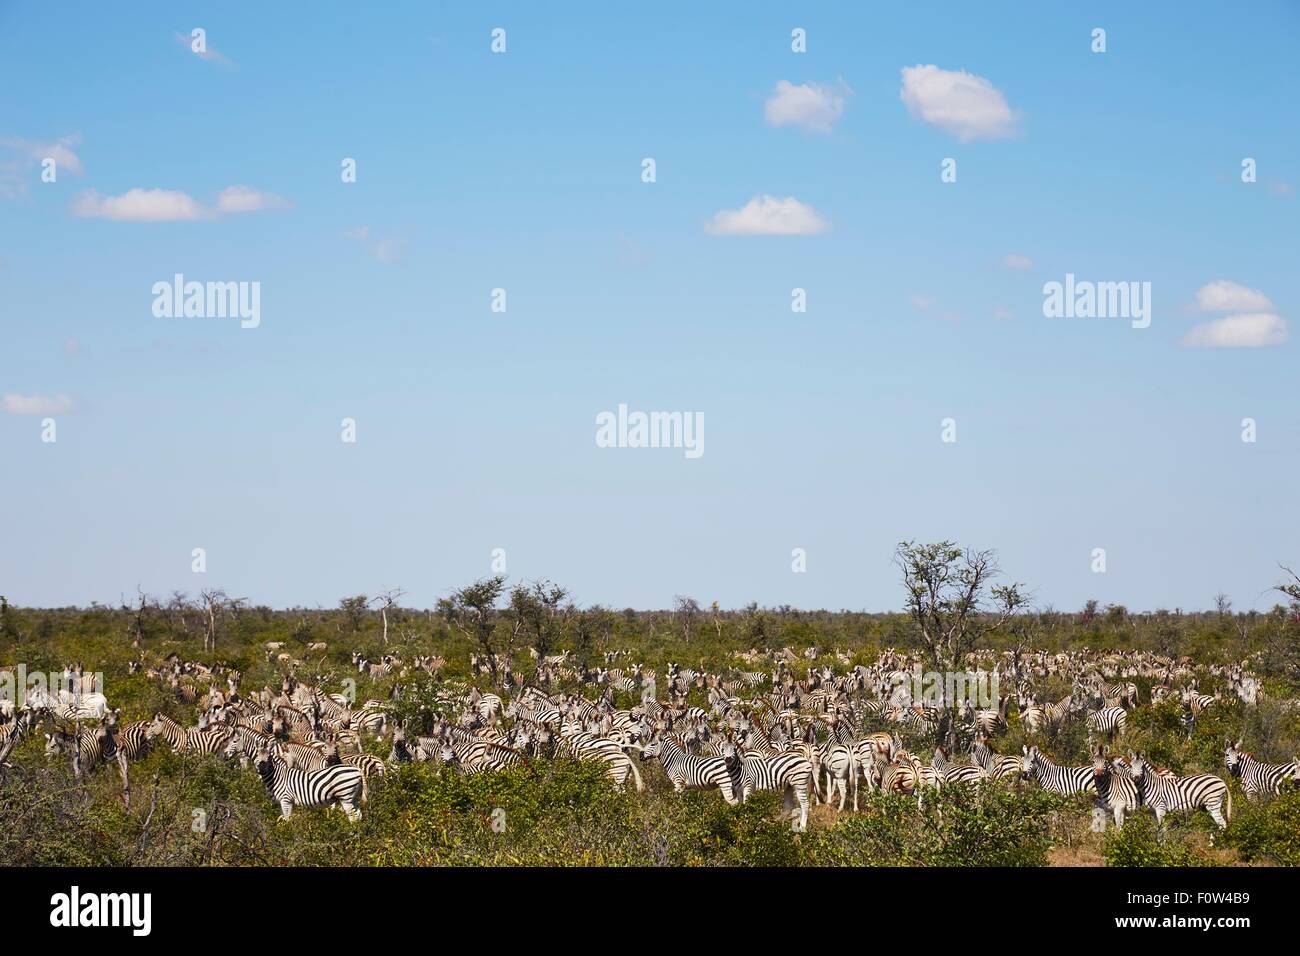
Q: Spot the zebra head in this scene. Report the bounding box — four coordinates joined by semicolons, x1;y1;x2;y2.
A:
44;731;70;758
638;738;661;762
1091;746;1109;780
145;713;167;741
252;745;277;780
1128;751;1151;781
1223;738;1245;775
222;733;244;761
437;744;458;768
1021;745;1040;780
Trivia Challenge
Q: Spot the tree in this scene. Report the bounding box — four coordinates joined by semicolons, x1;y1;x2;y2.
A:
438;576;507;685
510;580;573;683
369;588;405;645
198;589;239;653
894;541;1027;747
338;595;369;635
673;595;701;642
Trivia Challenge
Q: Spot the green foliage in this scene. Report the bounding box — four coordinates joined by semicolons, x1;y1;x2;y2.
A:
1103;815;1213;867
1223;790;1300;865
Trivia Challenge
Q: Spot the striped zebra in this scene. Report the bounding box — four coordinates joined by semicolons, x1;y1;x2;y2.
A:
932;746;988;785
1224;738;1299;800
1091;748;1138;828
879;751;927;808
253;744;364;821
738;750;814;831
1086;706;1127;740
437;739;528;774
1021;745;1093;795
970;736;1023;780
639;735;739;804
1129;751;1231;828
146;713;232;755
555;725;644;791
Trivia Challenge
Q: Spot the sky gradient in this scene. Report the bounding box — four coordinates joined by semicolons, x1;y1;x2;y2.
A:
2;2;1298;612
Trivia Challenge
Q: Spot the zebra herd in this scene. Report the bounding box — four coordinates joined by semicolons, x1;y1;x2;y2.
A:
3;642;1297;839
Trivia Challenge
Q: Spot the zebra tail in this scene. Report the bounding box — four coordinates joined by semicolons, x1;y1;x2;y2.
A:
1225;784;1232;823
628;752;645;793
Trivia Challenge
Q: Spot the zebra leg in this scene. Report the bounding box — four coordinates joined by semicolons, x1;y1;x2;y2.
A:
279;799;294;821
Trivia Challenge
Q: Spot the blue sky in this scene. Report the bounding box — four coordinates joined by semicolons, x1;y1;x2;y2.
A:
2;2;1297;612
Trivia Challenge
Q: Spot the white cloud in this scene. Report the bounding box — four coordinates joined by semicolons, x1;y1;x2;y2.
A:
3;393;74;415
0;133;83;198
216;185;288;213
900;65;1021;142
910;293;936;311
764;80;848;133
1001;253;1034;270
344;225;405;262
72;185;287;222
705;195;828;236
64;338;82;355
1194;279;1274;313
72;188;208;222
1183;313;1288;348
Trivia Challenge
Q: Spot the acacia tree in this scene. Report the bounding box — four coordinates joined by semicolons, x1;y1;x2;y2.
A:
510;579;573;684
438;576;507;685
894;541;1027;746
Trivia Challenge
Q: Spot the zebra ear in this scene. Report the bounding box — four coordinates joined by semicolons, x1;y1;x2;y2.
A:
1235;738;1243;749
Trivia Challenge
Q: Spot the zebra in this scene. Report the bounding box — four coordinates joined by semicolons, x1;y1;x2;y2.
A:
639;735;739;804
1021;745;1093;795
738;750;814;831
253;744;364;822
146;713;232;755
932;746;988;785
1224;738;1300;800
555;726;644;792
970;735;1023;780
1129;751;1231;829
1086;706;1127;741
437;739;528;774
1091;747;1138;828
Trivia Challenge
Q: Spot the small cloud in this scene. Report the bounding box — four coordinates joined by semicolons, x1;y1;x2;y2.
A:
900;64;1021;142
764;80;849;134
72;185;286;222
705;195;828;236
910;293;936;311
173;31;235;67
0;133;84;198
1183;313;1288;348
215;185;288;213
63;338;82;355
1265;180;1294;199
344;225;405;262
1001;253;1034;270
1195;279;1274;313
3;393;74;415
995;306;1014;321
72;187;208;222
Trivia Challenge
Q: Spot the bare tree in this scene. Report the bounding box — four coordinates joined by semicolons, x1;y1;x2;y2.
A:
370;588;405;646
199;589;232;653
673;595;701;642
